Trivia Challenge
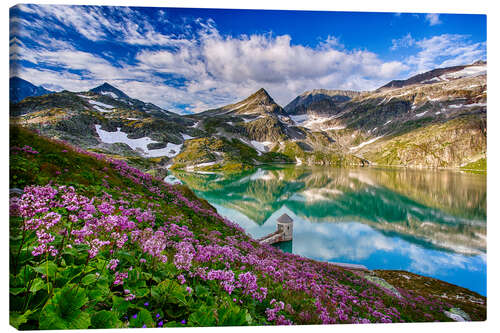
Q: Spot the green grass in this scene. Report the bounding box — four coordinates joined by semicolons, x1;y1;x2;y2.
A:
364;115;486;168
171;137;291;171
461;158;486;171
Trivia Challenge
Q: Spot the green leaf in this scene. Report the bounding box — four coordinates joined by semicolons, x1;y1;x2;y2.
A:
151;279;187;306
87;289;106;303
69;311;91;330
129;308;153;328
10;273;23;288
29;278;46;293
39;285;90;330
188;305;216;327
115;250;136;265
19;265;37;285
10;287;26;295
112;296;129;317
34;261;58;278
194;284;214;304
245;312;253;325
10;310;33;329
58;286;88;310
95;276;110;294
134;288;149;298
91;310;121;329
217;305;249;326
81;273;97;286
56;265;82;285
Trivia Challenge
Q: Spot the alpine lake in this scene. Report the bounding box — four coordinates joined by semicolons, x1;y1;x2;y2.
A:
166;166;486;296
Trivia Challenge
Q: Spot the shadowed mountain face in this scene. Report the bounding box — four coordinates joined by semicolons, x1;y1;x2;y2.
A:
284;89;361;116
378;61;487;90
10;76;53;103
90;82;130;99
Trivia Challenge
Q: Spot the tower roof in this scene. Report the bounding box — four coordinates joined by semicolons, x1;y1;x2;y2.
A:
277;213;293;224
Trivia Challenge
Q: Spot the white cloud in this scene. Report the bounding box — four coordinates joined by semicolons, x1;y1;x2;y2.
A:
425;13;442;26
391;33;416;50
10;5;485;114
11;4;411;112
406;34;486;74
15;4;185;47
132;31;408;110
11;66;97;92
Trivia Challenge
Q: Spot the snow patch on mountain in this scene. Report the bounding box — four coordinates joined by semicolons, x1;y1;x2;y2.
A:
88;100;115;113
440;65;487;80
92;106;113;113
185;161;221;173
290;114;346;130
350;136;384;151
89;100;114;108
95;125;182;157
250;140;273;153
101;91;118;99
323;125;346;130
289;114;309;124
464;103;487;108
241;116;264;123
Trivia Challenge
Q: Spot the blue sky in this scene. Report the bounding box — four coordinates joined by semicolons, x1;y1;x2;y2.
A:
9;4;486;113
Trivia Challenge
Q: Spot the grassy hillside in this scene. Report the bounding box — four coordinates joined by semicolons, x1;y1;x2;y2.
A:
272;140;367;167
461;158;487;171
171;137;292;172
362;115;486;168
9;126;485;329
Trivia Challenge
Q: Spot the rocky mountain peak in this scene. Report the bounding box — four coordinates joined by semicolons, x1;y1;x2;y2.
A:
10;76;53;103
246;88;276;105
378;61;487;91
195;87;284;117
299;89;361;98
89;82;129;99
284;89;360;115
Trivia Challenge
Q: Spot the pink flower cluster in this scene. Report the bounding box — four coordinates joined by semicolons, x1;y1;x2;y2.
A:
114;272;128;285
266;299;292;325
174;241;195;271
11;145;39;154
131;228;168;263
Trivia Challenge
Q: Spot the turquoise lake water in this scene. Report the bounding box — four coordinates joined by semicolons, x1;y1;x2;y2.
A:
168;166;487;296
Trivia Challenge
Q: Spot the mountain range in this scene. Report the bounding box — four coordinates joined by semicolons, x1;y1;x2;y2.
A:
9;76;53;103
10;61;487;173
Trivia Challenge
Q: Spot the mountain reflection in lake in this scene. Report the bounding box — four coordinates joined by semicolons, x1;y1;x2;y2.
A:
170;166;486;296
